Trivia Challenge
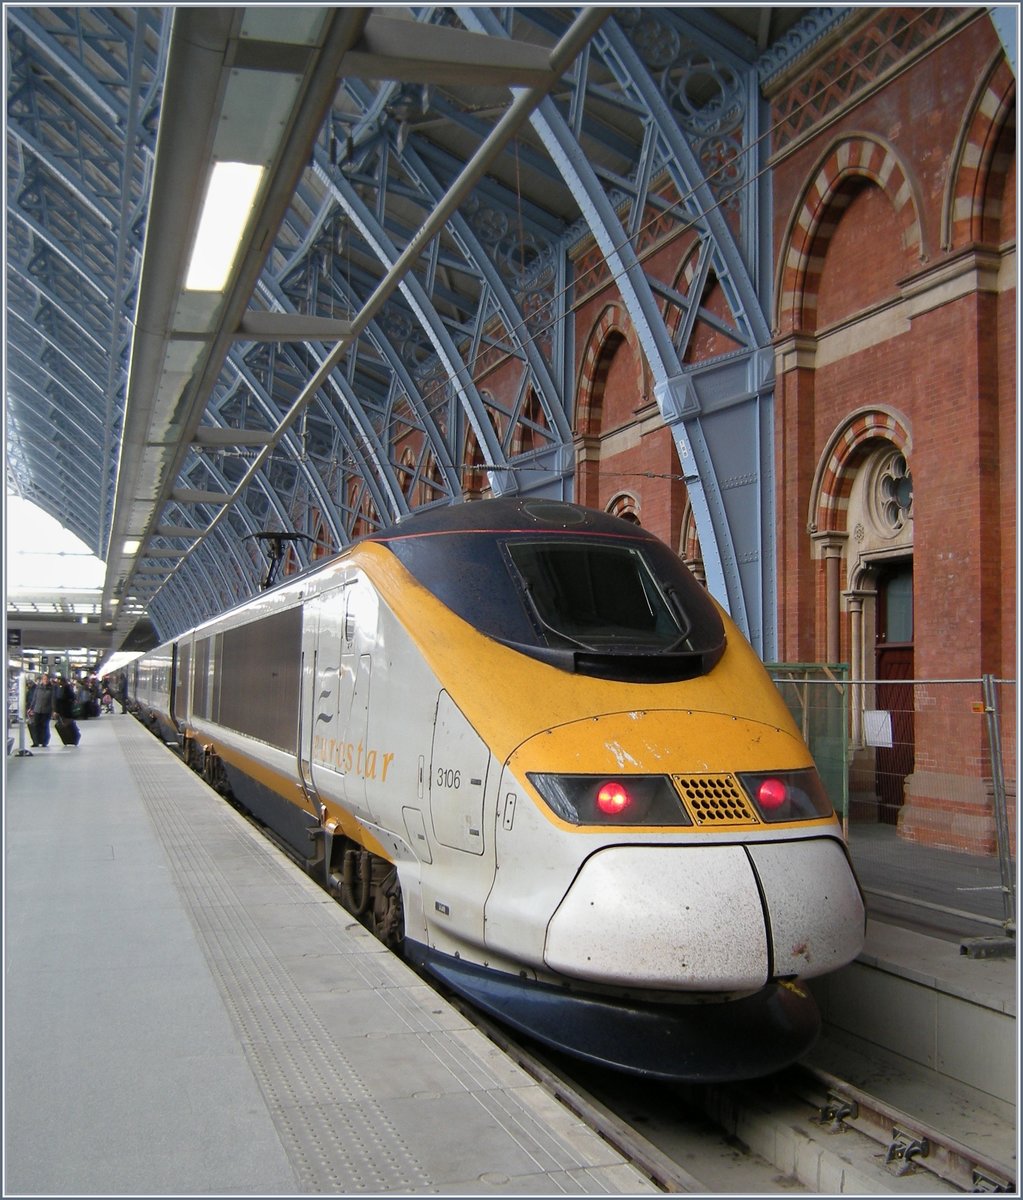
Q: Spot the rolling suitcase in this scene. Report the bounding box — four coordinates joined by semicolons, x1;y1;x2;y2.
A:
54;716;80;746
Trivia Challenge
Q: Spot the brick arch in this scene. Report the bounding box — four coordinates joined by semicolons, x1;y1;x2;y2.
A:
461;424;488;499
399;446;417;500
310;509;332;561
283;541;301;579
576;304;626;435
808;406;912;536
509;386;546;456
776;135;924;334
347;477;379;536
607;491;640;523
943;52;1016;250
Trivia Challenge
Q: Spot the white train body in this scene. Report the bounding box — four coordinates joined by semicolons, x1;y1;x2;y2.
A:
131;498;865;1079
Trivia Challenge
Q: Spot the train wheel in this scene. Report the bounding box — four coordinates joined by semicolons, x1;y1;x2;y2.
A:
183;736;202;774
324;834;403;950
370;863;404;951
202;746;231;796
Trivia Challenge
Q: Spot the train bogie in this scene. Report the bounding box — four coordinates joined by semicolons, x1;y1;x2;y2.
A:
129;497;865;1081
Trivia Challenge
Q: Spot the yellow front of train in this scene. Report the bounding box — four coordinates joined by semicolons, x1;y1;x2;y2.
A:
368;498;865;1078
495;701;865;994
448;609;863;994
369;531;865;995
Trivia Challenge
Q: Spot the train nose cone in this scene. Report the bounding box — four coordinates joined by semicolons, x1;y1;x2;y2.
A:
544;842;864;989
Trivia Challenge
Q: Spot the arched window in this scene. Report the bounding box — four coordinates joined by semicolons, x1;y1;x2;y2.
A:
607;493;640;524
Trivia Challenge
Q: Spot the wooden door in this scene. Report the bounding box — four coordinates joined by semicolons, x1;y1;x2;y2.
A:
875;564;914;823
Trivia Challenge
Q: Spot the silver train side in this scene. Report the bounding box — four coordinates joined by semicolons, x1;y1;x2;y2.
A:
130;497;865;1081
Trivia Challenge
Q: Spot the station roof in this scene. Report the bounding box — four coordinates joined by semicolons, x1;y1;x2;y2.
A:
5;5;827;662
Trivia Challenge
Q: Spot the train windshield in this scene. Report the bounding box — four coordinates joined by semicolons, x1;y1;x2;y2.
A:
380;516;726;682
505;540;689;652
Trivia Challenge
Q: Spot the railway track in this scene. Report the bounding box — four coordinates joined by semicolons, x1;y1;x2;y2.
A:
442;992;1016;1195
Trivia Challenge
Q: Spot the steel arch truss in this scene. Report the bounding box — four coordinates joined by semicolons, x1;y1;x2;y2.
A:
266;67;579;523
5;7;165;557
7;6;838;654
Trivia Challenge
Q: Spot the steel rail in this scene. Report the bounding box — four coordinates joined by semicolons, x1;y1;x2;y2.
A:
794;1062;1016;1193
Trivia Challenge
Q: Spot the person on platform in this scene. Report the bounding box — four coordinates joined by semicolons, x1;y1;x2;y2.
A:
74;677;95;719
52;673;81;747
27;673;54;749
87;674;102;718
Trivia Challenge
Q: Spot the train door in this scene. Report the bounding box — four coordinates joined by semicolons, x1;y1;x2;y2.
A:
173;639;189;726
335;577;376;823
429;691;490;855
298;598;320;802
875;562;914;823
299;590;344;804
425;690;495;947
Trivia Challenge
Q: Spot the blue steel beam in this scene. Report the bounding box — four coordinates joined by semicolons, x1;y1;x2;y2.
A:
216;333;378;550
597;16;776;653
404;139;570;420
251;278;408;529
309;94;573;497
460;7;775;651
5;356;106;451
309;154;495;498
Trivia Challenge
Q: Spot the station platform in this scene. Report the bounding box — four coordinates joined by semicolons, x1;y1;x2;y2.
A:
4;715;655;1196
5;714;1017;1195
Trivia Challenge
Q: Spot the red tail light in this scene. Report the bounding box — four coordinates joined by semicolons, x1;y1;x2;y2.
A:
596;781;630;815
527;774;690;825
756;777;788;810
739;768;833;822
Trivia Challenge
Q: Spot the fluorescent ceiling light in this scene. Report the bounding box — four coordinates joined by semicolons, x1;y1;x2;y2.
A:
123;538;141;554
185;161;265;292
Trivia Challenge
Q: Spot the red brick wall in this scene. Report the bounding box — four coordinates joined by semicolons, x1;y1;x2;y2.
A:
771;10;1015;678
769;10;1015;850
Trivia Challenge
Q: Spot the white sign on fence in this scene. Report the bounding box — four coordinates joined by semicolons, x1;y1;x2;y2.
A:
863;709;893;748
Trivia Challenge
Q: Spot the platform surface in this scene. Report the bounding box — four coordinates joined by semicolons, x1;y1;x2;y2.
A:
4;714;655;1196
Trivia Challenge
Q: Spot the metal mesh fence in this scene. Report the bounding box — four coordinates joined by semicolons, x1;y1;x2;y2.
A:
769;667;1016;940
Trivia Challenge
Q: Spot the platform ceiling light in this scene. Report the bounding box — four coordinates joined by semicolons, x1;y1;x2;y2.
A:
123;538;141;554
185;161;265;292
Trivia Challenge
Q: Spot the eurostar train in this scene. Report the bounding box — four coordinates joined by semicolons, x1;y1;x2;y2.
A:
130;497;865;1081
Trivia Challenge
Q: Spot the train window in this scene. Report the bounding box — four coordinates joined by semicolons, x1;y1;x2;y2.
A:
218;607;302;750
193;637;210;718
211;632;223;722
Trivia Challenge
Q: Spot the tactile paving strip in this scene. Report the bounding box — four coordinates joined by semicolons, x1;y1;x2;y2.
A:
118;735;430;1194
115;727;647;1194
